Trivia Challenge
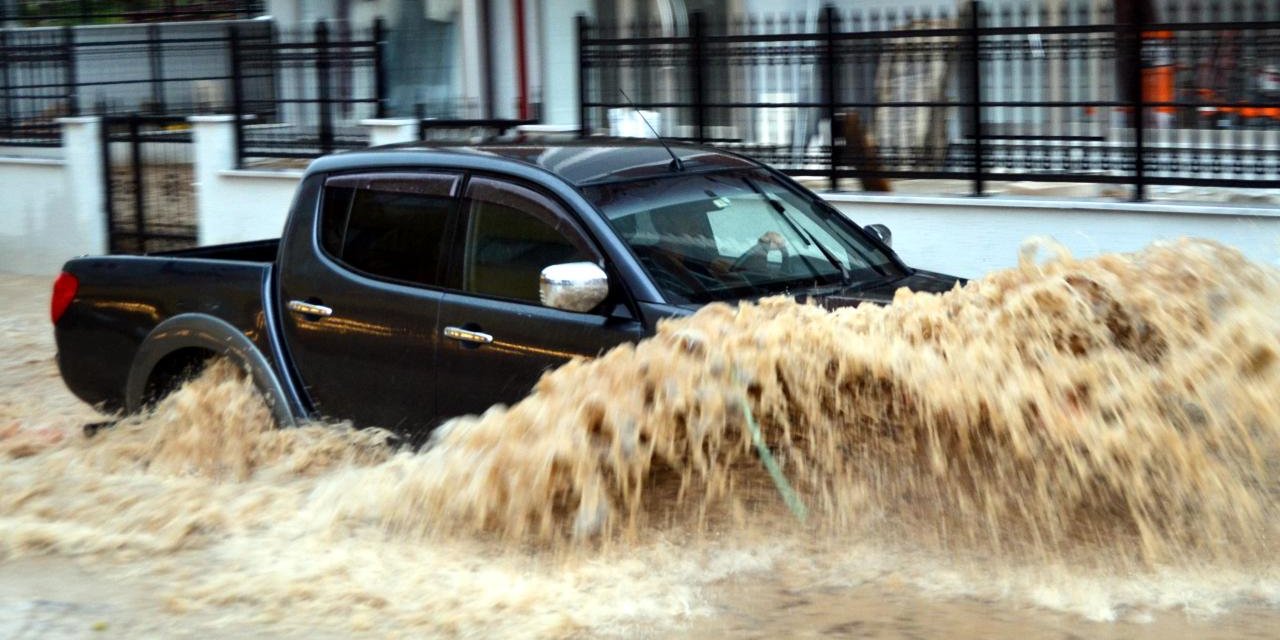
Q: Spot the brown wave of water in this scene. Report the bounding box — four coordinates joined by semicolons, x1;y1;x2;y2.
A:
2;238;1279;636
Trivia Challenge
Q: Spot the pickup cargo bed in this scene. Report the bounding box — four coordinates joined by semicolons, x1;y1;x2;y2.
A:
55;249;276;413
153;238;280;263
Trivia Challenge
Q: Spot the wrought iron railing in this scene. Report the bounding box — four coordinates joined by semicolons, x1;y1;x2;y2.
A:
579;1;1280;198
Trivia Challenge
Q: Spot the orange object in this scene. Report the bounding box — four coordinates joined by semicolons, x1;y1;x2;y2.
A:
1142;30;1175;115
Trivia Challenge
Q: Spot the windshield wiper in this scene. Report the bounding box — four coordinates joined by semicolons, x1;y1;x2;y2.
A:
797;224;851;285
741;177;851;285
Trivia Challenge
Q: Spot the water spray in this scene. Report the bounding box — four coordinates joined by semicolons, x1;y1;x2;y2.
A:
741;394;808;524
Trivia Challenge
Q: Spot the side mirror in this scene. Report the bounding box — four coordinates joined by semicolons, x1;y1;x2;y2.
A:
540;262;609;312
864;223;892;248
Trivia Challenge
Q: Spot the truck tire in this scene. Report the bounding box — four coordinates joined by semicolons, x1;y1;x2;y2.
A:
124;314;298;428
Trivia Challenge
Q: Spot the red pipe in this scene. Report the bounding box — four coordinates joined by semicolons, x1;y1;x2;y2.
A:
514;0;529;120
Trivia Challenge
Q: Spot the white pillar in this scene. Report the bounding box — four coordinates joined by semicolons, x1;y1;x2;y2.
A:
540;0;594;128
58;116;108;258
459;1;486;117
361;118;419;147
189;115;237;246
489;0;518;119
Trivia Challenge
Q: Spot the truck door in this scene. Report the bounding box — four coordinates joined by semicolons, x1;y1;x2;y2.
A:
277;171;461;433
434;176;644;420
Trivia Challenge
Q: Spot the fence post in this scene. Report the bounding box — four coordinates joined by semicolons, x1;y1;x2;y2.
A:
821;5;839;191
691;11;707;144
189;115;240;246
62;26;79;116
147;24;166;115
967;0;984;196
227;25;246;168
361;118;417;146
315;20;334;155
96;117;116;253
0;30;11;136
53;116;109;260
373;17;388;118
577;14;590;138
1126;14;1146;201
128;114;146;250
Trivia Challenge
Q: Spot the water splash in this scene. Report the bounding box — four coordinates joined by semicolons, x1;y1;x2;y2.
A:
1;238;1278;635
354;238;1280;566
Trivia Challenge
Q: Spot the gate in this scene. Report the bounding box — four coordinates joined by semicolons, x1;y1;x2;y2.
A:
101;115;197;254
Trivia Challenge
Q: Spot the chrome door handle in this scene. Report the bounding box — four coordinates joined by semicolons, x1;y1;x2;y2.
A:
287;300;333;318
443;326;493;345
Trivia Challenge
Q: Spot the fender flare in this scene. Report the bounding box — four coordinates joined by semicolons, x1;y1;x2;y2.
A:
124;313;298;428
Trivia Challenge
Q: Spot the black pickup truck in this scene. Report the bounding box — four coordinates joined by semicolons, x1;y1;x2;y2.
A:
52;141;960;435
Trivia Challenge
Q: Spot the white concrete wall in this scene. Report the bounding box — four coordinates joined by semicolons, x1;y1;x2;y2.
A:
0;118;106;276
189;116;417;246
190;116;302;245
0;158;78;275
824;193;1280;280
197;170;302;244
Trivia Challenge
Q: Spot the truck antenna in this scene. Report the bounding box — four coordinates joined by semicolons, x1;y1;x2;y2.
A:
619;88;684;171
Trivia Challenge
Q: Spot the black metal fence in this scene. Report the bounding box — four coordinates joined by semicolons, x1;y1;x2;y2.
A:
0;19;272;146
0;18;386;164
0;27;76;145
579;0;1280;197
1;1;263;27
230;20;385;165
101;114;197;254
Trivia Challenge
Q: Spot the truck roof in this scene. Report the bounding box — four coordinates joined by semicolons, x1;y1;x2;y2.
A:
307;139;761;187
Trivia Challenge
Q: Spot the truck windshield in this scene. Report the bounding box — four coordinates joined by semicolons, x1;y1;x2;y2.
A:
581;169;906;304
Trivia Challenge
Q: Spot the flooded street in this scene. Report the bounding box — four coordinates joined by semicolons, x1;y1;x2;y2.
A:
3;241;1280;638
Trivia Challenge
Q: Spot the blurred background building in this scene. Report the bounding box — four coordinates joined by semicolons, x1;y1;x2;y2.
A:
3;1;1277;133
0;0;1278;274
260;0;1280;131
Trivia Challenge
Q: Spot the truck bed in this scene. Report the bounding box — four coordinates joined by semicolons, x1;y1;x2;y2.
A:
152;238;280;263
54;246;279;413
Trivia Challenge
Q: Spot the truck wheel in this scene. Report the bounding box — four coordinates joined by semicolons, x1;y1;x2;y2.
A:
141;347;219;409
125;314;299;428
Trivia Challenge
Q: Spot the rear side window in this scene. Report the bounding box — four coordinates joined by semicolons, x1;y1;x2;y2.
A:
320;172;461;286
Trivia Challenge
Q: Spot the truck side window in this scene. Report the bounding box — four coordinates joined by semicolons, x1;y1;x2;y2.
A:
461;177;600;304
320;172;461;287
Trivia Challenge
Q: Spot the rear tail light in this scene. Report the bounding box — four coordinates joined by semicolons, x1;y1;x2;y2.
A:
51;272;78;325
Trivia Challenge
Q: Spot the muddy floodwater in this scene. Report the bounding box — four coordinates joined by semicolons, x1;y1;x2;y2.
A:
3;240;1280;638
